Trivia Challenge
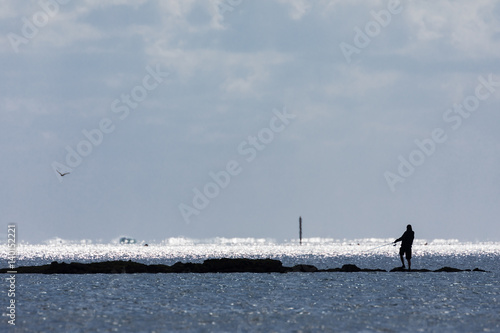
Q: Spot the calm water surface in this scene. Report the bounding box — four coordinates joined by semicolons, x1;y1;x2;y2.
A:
1;238;499;332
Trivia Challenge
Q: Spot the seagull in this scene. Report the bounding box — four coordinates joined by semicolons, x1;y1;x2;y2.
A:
57;170;70;177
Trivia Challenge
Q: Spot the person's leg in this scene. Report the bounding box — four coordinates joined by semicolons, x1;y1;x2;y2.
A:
406;248;412;271
399;248;405;268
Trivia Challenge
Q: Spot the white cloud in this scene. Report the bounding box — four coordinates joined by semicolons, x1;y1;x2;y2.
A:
403;0;500;59
277;0;312;20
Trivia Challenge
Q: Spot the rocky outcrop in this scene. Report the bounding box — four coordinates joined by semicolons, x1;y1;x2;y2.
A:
322;264;386;272
0;258;287;274
0;259;489;274
390;266;489;272
290;264;318;272
171;258;287;273
390;267;432;272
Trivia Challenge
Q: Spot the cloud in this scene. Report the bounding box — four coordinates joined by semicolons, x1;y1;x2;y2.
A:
1;0;500;242
402;1;500;59
276;0;312;20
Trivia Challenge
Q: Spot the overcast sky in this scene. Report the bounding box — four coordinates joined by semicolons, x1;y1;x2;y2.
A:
1;0;500;243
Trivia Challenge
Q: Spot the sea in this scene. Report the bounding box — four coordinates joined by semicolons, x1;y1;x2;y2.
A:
1;237;499;332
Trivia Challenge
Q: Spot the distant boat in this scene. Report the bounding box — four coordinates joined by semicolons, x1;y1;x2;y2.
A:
119;237;137;245
57;170;70;177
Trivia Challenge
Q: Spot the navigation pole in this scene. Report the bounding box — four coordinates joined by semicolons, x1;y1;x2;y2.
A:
299;216;302;245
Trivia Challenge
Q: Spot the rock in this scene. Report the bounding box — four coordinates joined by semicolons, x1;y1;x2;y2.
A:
0;258;286;274
473;268;488;272
390;267;408;272
0;260;489;274
390;267;426;272
434;267;465;272
340;264;361;272
390;266;483;273
360;268;387;272
321;264;386;272
290;264;318;272
201;258;286;273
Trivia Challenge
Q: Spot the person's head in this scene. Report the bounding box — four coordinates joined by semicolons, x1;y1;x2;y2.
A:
407;224;412;231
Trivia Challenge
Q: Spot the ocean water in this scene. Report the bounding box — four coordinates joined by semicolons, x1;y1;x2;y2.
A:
1;238;499;332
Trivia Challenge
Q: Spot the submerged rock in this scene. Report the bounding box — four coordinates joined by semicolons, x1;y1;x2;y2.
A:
0;259;489;274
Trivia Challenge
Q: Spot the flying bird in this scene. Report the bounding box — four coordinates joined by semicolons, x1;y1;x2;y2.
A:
57;170;70;177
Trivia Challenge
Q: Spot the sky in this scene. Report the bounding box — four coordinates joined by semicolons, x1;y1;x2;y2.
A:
1;0;500;243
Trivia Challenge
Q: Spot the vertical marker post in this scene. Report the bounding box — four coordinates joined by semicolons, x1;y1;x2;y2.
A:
299;216;302;245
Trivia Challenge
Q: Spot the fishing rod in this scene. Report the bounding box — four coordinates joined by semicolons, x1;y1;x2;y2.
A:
363;242;396;252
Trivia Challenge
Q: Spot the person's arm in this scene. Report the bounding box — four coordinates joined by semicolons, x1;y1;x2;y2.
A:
394;234;403;243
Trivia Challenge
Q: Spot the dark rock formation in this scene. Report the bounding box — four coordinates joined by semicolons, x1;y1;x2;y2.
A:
321;264;386;272
434;266;471;272
473;268;487;272
390;266;488;273
171;258;286;273
0;259;489;274
0;258;287;274
390;267;432;272
290;264;318;272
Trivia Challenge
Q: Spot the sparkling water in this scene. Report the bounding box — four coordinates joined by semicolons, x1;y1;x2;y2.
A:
2;238;499;332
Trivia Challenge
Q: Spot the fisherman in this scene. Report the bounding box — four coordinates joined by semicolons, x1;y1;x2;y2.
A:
394;224;414;270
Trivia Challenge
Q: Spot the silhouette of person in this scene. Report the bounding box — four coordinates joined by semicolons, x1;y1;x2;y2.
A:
394;224;414;270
